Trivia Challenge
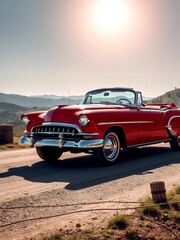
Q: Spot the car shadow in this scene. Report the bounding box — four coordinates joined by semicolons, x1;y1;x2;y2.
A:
0;145;180;191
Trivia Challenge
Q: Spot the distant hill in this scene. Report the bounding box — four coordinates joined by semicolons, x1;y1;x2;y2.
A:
0;102;28;113
0;102;29;125
32;94;84;100
0;92;82;108
150;88;180;107
0;102;49;129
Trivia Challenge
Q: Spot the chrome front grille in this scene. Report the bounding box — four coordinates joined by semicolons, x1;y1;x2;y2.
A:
32;125;79;139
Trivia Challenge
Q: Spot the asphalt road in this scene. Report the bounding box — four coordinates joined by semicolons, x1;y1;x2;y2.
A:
0;143;180;203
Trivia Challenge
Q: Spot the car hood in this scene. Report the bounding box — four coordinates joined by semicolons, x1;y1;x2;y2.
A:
44;104;126;124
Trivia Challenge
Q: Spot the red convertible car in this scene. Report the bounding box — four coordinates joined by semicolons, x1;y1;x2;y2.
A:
19;88;180;165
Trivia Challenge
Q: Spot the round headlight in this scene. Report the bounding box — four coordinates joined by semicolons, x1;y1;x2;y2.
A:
21;115;30;125
79;115;89;126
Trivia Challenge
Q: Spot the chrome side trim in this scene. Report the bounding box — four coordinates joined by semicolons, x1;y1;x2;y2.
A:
166;115;180;139
167;115;180;126
42;122;82;132
128;139;171;148
98;121;153;126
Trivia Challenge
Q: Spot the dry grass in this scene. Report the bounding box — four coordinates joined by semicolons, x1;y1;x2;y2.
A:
33;185;180;240
0;136;29;150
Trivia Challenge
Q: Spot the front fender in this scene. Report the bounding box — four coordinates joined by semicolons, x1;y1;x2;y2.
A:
22;111;46;132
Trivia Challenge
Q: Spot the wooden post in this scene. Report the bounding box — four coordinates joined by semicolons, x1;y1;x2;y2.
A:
0;124;13;144
150;181;167;204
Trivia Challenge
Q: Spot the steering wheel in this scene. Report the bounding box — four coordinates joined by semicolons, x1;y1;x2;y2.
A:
116;98;132;105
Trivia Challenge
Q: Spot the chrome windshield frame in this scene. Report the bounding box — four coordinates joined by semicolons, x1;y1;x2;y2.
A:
81;87;139;107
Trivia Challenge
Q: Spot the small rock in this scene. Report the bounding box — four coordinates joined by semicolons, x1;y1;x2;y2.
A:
76;223;81;228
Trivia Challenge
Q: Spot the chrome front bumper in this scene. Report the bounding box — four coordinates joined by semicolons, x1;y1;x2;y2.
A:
19;136;103;149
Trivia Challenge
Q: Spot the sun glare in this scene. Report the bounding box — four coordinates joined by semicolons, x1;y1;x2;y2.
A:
56;0;159;61
92;0;131;34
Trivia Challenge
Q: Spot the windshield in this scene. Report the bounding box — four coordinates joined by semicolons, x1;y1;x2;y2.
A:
81;89;136;106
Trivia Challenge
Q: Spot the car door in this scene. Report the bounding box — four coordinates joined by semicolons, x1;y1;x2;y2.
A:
137;106;169;144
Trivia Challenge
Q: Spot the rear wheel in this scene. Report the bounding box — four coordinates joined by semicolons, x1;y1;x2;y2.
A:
36;146;63;161
170;138;180;151
94;130;120;166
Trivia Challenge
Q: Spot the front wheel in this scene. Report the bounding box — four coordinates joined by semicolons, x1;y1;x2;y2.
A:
94;130;120;166
36;146;63;161
170;138;180;151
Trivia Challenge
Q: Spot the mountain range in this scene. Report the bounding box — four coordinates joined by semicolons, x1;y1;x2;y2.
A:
0;88;179;108
0;92;82;108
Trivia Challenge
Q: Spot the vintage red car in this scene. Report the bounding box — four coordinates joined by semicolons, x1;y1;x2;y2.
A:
19;88;180;165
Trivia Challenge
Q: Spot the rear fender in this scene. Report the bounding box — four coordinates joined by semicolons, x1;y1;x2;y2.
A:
166;116;180;139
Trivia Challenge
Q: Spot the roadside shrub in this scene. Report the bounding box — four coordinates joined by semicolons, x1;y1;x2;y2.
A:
139;197;161;217
167;185;180;211
141;205;161;217
168;211;180;223
167;185;180;199
174;185;180;195
125;229;141;240
107;212;130;230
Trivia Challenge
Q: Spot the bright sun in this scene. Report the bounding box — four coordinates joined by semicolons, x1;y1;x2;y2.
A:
92;0;131;34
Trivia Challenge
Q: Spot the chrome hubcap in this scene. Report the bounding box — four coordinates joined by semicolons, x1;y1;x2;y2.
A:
103;133;120;161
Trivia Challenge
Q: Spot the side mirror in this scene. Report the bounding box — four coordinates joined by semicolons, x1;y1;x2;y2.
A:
137;101;146;109
141;101;147;106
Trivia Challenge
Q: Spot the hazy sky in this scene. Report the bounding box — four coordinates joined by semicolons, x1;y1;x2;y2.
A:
0;0;180;97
